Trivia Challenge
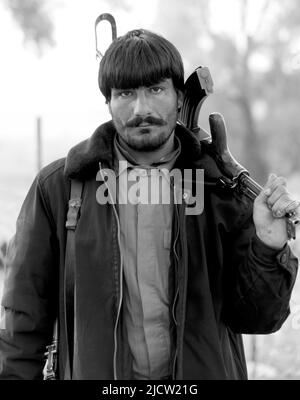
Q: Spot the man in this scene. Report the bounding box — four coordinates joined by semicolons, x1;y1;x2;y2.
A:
0;29;298;380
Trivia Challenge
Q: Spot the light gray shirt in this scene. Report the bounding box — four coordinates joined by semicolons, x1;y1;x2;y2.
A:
114;135;181;379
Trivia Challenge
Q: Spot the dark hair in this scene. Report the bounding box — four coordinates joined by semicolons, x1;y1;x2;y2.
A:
98;29;184;101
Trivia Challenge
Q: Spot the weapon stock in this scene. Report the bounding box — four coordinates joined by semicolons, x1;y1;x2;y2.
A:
180;67;299;240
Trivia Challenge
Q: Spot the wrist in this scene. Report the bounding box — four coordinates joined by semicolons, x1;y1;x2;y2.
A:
255;228;287;250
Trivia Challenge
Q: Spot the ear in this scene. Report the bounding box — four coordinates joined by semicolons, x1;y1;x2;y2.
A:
177;90;183;111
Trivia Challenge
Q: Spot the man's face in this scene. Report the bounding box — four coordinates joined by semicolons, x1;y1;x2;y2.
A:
108;78;183;151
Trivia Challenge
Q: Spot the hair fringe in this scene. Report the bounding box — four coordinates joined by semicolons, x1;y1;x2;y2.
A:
99;29;184;101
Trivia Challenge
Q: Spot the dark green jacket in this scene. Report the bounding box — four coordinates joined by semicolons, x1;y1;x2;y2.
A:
0;121;298;380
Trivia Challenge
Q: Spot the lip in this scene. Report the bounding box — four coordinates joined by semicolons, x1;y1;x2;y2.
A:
138;123;152;127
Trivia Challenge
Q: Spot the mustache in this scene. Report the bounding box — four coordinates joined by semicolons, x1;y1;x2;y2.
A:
126;116;166;128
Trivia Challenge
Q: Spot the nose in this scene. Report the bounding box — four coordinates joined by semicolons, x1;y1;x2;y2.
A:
133;90;151;116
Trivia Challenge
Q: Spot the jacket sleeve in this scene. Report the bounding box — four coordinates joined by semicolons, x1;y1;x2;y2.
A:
223;206;298;334
0;175;58;379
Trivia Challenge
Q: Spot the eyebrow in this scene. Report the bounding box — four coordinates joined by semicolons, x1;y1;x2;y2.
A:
112;79;170;91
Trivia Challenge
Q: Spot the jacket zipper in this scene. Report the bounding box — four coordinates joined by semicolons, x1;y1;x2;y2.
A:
171;225;179;379
99;166;123;380
171;186;189;380
112;202;123;380
171;187;181;379
172;204;180;326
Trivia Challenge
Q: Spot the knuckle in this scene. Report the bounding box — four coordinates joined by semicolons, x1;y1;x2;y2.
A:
275;185;288;197
278;177;287;186
271;204;284;217
282;193;292;204
270;177;287;191
266;194;274;206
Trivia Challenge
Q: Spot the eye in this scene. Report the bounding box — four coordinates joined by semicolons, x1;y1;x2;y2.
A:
119;90;133;98
149;86;163;94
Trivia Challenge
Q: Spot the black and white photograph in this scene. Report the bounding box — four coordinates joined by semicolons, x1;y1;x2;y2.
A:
0;0;299;386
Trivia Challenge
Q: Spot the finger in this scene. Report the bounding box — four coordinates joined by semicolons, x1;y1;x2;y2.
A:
266;185;289;208
285;199;300;214
263;174;278;196
271;193;296;218
272;176;287;189
265;176;287;195
263;173;277;196
259;173;277;200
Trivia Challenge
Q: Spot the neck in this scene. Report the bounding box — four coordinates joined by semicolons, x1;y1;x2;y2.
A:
117;133;175;166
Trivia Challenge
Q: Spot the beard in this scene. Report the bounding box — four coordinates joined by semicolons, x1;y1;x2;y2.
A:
112;113;178;152
121;127;173;151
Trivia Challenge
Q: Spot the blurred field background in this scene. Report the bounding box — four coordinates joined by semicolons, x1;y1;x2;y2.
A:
0;0;300;379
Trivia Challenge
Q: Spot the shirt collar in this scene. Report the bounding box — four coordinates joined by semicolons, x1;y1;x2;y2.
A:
113;133;181;178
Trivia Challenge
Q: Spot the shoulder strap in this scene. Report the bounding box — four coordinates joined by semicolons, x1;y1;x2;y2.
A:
64;179;84;379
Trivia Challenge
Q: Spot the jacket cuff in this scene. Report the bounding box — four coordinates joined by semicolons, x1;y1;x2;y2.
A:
251;234;289;267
